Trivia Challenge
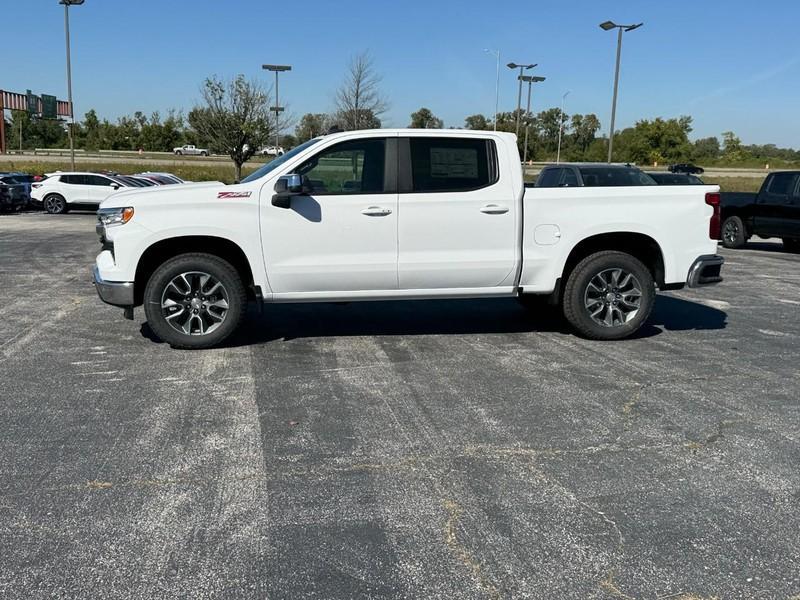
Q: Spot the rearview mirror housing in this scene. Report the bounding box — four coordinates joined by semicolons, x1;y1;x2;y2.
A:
272;174;305;208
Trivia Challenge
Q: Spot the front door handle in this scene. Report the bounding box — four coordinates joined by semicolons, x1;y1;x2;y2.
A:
480;204;509;214
361;206;392;216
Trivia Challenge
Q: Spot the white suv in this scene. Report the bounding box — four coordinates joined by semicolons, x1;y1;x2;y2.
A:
31;172;129;214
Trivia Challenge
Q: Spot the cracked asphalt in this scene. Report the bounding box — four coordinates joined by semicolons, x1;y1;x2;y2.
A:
1;212;798;599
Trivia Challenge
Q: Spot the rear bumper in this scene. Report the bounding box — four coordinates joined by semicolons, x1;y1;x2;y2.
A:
92;265;134;307
687;254;724;288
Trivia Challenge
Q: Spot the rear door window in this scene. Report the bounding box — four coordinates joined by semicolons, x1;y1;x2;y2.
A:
537;168;562;187
560;169;578;187
766;173;795;198
408;137;496;193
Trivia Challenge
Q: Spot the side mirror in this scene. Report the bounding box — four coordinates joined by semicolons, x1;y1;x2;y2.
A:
272;174;305;208
110;183;120;190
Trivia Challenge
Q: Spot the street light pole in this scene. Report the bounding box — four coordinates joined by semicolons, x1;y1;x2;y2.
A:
484;49;500;131
600;21;642;163
507;62;537;138
556;90;570;164
519;75;546;164
262;64;291;151
59;0;84;171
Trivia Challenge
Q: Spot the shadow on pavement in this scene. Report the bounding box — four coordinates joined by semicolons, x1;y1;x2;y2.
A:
140;293;727;347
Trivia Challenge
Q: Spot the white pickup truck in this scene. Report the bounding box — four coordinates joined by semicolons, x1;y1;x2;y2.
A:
93;129;724;348
173;144;209;157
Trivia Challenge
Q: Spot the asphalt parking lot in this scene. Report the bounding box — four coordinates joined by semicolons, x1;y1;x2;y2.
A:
1;212;799;599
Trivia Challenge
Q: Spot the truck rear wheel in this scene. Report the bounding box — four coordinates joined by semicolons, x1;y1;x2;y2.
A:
143;253;247;349
721;216;747;249
562;251;655;341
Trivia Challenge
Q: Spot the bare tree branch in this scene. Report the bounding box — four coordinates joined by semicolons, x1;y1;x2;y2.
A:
334;51;388;130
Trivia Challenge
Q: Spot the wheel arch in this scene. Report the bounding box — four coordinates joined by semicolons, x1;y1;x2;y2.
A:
134;236;255;306
561;232;666;290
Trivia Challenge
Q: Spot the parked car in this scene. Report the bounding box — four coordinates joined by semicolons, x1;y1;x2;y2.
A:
134;173;176;185
173;144;208;156
0;175;29;212
92;129;723;348
669;163;705;175
720;171;800;251
535;163;657;187
646;172;705;185
3;172;35;198
259;146;285;157
136;172;185;184
30;172;133;214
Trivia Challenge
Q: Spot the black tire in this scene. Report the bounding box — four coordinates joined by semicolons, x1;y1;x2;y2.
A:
175;150;182;155
143;253;247;349
782;238;800;253
44;194;67;214
200;151;208;157
562;251;655;341
721;216;747;249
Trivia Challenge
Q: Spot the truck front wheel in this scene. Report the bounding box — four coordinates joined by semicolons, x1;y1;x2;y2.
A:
143;253;247;349
562;251;655;341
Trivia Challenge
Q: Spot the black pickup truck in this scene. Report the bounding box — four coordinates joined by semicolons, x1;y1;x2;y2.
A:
720;171;800;252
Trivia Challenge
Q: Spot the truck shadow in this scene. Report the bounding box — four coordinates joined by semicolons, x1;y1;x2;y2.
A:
140;294;727;347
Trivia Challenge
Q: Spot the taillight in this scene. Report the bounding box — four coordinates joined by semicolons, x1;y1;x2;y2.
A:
705;192;721;240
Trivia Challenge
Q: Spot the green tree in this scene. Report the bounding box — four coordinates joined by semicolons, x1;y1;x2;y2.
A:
295;113;333;142
620;116;693;164
464;114;490;130
692;137;720;161
535;108;568;155
570;114;601;155
189;75;273;180
721;131;749;162
409;107;443;128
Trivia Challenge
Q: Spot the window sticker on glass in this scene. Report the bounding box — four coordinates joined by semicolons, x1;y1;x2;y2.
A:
429;148;479;179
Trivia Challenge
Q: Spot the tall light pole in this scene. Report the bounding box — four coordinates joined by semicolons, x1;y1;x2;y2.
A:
507;62;537;138
600;20;642;163
519;75;546;164
484;49;500;130
59;0;84;171
262;64;291;151
556;90;570;164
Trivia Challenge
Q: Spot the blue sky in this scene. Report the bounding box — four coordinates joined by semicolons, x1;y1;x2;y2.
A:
5;0;800;147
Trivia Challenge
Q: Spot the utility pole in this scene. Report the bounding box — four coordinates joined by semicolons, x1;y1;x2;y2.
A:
507;62;536;138
599;20;643;163
484;49;500;130
556;91;570;164
262;64;291;151
59;0;84;171
519;75;546;163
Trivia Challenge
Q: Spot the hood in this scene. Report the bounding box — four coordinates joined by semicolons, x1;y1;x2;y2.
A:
100;180;227;209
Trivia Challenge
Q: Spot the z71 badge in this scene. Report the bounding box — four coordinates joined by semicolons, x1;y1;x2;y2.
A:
217;191;252;199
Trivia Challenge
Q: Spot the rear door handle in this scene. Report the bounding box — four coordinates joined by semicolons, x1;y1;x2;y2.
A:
480;204;509;214
361;206;392;216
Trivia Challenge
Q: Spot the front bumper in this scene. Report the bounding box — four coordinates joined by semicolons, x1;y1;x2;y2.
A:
687;254;724;288
92;264;134;307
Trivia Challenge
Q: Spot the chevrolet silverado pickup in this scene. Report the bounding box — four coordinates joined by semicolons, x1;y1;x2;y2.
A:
720;171;800;251
92;129;724;349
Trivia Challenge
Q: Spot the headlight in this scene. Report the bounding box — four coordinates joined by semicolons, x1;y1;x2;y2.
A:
97;207;134;227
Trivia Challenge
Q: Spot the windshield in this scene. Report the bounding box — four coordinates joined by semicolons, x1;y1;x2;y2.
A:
240;138;322;183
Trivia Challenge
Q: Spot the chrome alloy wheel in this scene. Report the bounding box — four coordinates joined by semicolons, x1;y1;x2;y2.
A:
160;271;230;336
583;268;643;328
45;196;65;213
723;220;739;245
